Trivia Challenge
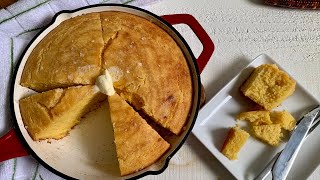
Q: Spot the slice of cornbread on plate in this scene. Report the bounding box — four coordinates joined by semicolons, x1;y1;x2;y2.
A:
221;126;250;160
270;110;296;131
241;64;296;110
19;85;106;141
252;124;282;146
237;111;272;125
108;93;170;176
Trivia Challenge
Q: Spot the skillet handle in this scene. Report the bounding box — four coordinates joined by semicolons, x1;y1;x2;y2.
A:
161;14;214;73
0;129;29;162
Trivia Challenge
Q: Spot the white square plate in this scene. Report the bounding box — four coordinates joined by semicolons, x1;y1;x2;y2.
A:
192;54;320;180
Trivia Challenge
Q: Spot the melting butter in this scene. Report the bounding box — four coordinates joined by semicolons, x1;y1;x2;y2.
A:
96;69;115;96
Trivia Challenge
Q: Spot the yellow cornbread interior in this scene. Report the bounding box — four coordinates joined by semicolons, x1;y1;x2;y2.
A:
270;110;296;131
221;126;250;160
241;64;296;110
237;111;272;125
252;124;282;146
108;93;170;176
236;110;296;146
19;86;106;140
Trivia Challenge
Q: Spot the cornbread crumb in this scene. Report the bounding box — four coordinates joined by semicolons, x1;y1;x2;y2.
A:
241;64;296;110
252;124;282;146
270;110;296;131
237;111;272;125
221;126;250;160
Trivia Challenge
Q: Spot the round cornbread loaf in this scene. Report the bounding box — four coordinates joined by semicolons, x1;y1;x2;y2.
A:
20;12;193;135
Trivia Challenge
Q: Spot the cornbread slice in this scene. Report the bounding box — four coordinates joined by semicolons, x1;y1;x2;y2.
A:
108;93;170;176
237;111;272;125
221;126;250;160
20;13;104;92
101;12;192;135
252;124;282;146
270;110;296;131
19;85;106;140
241;64;296;110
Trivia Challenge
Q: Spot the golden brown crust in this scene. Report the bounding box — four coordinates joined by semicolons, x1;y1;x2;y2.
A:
19;85;106;140
108;93;170;176
100;12;192;135
20;13;104;92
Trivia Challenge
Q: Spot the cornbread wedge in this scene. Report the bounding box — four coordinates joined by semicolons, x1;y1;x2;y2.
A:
252;124;282;146
101;12;192;135
241;64;296;110
237;111;273;125
108;93;170;176
221;126;250;160
19;85;106;140
20;13;104;92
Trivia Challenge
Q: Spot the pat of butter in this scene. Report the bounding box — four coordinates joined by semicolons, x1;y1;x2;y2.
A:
96;69;115;96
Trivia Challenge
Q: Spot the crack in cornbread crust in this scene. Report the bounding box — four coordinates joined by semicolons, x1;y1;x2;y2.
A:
100;12;193;135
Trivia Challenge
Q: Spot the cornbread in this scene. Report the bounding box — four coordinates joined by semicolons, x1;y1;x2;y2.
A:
252;124;282;146
237;111;272;125
100;12;192;135
270;110;296;131
20;12;193;135
19;85;106;140
21;13;104;92
241;64;296;110
108;93;170;176
221;126;250;160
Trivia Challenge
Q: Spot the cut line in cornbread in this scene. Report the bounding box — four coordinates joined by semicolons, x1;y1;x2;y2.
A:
19;85;107;141
270;110;296;131
108;93;170;176
252;124;282;146
237;111;272;125
221;126;250;160
241;64;296;110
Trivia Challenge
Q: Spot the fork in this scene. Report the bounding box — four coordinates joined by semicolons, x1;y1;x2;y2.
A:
254;108;320;180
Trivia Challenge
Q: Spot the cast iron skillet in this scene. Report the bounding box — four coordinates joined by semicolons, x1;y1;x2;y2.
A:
0;4;214;180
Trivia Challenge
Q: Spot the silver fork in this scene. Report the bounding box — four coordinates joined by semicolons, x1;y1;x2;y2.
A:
254;107;320;180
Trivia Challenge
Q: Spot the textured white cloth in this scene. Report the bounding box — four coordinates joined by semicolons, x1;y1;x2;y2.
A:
0;0;161;179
